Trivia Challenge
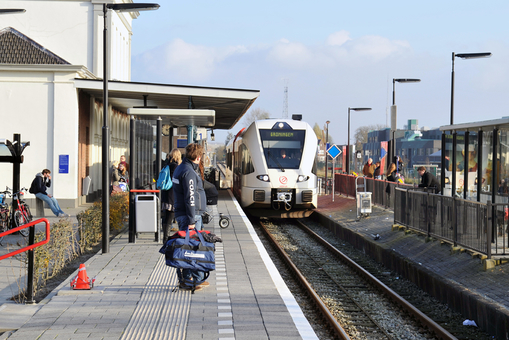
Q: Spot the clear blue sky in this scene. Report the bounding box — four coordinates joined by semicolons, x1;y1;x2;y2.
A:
131;0;509;145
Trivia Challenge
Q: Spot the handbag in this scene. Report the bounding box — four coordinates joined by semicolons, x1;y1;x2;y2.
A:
159;229;215;272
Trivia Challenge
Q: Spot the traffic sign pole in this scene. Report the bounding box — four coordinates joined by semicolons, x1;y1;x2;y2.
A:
326;144;342;202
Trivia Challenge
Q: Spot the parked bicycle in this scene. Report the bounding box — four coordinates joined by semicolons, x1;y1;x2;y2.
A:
0;190;10;244
8;187;32;238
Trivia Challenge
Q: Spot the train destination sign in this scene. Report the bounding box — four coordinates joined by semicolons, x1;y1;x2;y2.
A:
327;144;342;159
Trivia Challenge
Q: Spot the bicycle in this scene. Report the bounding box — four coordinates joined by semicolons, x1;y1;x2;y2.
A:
8;187;32;237
0;190;10;244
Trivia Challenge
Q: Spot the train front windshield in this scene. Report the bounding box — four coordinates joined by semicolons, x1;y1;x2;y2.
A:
259;129;306;169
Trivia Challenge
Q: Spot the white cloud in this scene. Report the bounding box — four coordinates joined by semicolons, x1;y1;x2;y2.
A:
326;30;352;46
266;39;313;68
139;38;249;82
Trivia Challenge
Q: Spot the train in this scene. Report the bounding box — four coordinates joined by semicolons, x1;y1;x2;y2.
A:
226;115;318;216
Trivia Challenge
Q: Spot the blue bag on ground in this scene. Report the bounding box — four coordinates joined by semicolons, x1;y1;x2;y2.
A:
159;229;215;272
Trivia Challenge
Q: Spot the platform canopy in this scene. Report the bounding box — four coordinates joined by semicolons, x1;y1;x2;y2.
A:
127;108;215;127
75;79;260;130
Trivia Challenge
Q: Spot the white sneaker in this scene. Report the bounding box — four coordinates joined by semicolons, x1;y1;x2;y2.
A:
58;213;66;217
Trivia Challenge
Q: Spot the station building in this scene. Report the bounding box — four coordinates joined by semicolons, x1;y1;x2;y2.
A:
0;0;258;207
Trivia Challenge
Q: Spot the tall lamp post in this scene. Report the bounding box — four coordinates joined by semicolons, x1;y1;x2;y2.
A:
324;120;330;193
102;3;159;254
347;107;371;174
391;78;420;164
450;52;491;125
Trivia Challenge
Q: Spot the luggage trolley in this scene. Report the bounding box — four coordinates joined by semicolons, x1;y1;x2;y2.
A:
355;176;372;220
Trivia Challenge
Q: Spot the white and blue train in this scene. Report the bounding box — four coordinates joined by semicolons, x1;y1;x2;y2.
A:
226;115;318;214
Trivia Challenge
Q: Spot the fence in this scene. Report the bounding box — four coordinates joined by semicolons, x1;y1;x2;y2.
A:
327;173;508;258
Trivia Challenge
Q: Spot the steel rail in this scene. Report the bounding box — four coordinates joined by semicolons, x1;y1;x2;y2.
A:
257;219;351;340
296;219;458;340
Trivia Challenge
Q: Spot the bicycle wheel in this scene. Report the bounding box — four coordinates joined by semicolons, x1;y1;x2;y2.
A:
14;210;29;237
0;211;8;243
24;204;33;222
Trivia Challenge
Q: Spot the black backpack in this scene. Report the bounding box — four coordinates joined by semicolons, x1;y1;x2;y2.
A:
204;180;218;205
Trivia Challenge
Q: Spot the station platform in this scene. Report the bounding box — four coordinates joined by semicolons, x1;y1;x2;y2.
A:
313;193;509;338
0;190;316;340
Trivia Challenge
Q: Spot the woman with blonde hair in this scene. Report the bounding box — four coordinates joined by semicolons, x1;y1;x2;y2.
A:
161;148;182;238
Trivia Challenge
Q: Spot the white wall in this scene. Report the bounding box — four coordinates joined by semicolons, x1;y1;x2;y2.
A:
0;66;83;201
1;0;134;81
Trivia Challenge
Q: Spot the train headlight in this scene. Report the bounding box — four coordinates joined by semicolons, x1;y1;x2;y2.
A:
257;175;270;182
297;175;309;182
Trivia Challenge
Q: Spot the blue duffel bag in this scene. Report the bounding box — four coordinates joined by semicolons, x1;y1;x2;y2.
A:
159;229;215;272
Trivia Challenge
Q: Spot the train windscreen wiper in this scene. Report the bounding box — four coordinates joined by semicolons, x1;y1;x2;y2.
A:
267;150;285;172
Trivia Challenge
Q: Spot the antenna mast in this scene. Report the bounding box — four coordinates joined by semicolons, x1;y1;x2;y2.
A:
282;79;288;118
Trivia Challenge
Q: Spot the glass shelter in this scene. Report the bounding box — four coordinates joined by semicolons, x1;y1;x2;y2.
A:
440;117;509;204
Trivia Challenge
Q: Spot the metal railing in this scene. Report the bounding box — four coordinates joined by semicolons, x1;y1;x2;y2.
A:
394;188;508;258
330;173;413;209
326;173;508;258
0;218;51;303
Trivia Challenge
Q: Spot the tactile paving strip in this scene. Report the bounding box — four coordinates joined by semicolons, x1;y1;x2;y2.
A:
121;257;190;340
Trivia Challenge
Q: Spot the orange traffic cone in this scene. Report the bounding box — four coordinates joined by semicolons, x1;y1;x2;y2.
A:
70;264;95;290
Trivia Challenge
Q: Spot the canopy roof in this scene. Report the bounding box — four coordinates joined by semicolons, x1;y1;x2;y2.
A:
75;79;259;130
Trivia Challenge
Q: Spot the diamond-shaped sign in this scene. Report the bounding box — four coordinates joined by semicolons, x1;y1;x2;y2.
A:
327;144;342;159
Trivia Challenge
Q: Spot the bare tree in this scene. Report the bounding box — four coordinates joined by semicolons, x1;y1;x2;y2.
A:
354;124;386;149
225;131;234;146
313;122;334;144
241;108;270;127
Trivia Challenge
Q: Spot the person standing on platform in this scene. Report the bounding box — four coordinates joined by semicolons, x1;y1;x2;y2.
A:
363;158;376;178
172;143;208;290
374;161;381;179
29;169;68;217
417;166;440;194
161;148;181;238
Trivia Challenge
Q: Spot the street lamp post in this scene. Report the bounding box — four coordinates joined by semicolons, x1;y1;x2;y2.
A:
391;78;420;164
450;52;491;125
347;107;371;175
324;121;330;194
102;3;159;254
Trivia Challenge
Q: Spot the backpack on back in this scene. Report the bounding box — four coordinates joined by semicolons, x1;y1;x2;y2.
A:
156;165;172;190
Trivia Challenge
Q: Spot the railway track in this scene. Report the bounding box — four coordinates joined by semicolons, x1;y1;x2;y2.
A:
257;218;458;340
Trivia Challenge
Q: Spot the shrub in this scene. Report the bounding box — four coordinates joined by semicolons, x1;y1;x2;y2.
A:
28;192;129;299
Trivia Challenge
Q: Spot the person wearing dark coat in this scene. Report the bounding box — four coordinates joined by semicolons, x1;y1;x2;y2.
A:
172;143;207;289
417;166;440;194
29;169;67;217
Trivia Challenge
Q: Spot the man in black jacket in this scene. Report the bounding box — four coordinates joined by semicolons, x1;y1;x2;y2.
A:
417;166;440;194
172;143;208;290
29;169;68;217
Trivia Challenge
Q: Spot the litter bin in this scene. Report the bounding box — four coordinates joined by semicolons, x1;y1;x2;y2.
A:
356;192;372;218
135;194;158;233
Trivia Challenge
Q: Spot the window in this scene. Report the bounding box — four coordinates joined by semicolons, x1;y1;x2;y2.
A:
259;129;305;169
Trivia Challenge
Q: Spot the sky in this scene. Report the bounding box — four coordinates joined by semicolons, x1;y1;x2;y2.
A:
130;0;509;145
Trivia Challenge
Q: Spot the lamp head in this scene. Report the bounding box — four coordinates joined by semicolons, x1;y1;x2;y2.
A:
394;78;421;83
455;52;492;59
0;9;26;14
350;107;372;112
106;3;160;12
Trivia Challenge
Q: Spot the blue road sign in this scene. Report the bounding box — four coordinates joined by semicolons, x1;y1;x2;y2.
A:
327;144;342;159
